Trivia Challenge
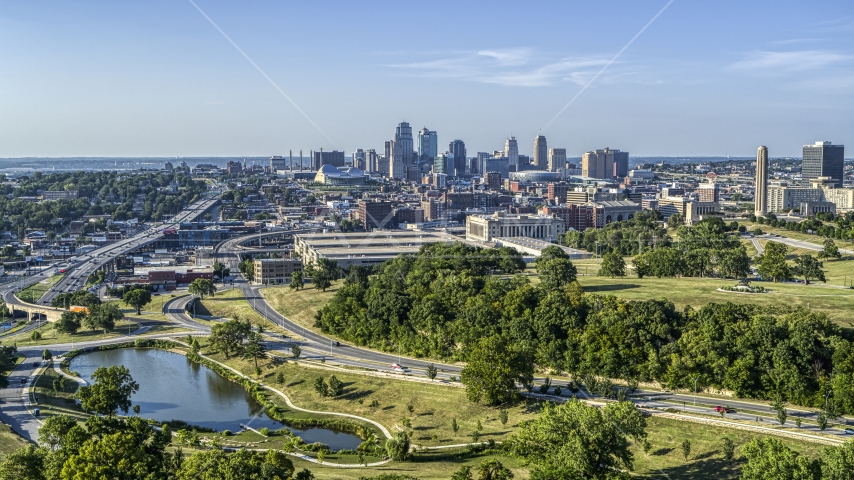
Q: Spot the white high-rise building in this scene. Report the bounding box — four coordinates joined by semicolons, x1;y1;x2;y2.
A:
505;137;518;170
548;148;566;172
395;122;414;167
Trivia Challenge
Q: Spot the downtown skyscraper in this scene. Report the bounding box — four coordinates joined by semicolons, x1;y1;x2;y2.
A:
449;139;466;177
533;135;548;170
418;128;437;164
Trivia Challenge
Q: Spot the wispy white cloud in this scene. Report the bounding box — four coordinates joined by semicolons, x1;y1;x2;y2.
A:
769;38;822;45
727;50;853;72
386;49;614;87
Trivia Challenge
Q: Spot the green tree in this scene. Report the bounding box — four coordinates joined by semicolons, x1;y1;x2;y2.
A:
176;448;294;480
461;336;533;405
31;330;42;341
291;344;301;359
793;254;826;284
478;459;514;480
212;261;230;283
598;251;626;278
306;258;338;292
42;349;52;361
511;399;647;479
313;377;329;397
0;444;46;479
209;318;251;359
722;437;736;461
188;278;216;299
289;270;304;290
327;375;344;397
499;409;509;426
821;440;854;479
122;288;151;315
537;258;578;290
242;331;267;370
452;417;459;435
384;432;411;461
426;363;437;381
55;311;83;335
681;440;691;460
817;238;842;260
75;365;139;417
757;241;790;282
451;465;474;480
740;437;819;480
276;372;285;384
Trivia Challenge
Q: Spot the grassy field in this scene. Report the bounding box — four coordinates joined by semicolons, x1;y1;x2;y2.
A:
203;347;537;447
3;318;142;347
32;364;86;421
104;295;175;322
17;274;64;303
0;424;31;460
577;274;854;327
261;283;340;334
196;287;291;335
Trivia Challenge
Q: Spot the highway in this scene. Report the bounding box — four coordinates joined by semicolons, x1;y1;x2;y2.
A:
37;197;218;306
211;232;854;437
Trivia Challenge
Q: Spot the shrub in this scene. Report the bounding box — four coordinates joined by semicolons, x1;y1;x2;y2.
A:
259;427;271;437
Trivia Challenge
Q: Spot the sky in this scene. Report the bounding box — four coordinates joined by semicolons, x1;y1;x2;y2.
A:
1;0;853;158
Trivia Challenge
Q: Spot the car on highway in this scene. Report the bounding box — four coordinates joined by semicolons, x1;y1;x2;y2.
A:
845;428;854;435
391;363;406;372
713;406;730;413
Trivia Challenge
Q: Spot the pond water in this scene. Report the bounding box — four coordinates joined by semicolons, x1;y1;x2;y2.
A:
70;348;363;450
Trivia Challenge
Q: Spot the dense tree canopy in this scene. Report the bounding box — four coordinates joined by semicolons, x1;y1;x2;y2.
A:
512;399;646;479
316;242;854;411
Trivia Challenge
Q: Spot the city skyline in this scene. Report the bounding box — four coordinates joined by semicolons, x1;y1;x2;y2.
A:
1;1;852;158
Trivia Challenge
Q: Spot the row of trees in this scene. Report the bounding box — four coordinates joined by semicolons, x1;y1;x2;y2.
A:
316;242;854;412
55;303;123;335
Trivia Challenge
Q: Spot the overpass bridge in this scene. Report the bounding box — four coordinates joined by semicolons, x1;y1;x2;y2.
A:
34;196;219;307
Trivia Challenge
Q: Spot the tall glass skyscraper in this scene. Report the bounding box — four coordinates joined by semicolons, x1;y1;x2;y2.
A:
802;141;844;186
418;128;437;163
395;122;414;166
505;137;518;170
449;139;466;176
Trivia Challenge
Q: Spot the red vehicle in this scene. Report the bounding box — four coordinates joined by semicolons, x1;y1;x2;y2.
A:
713;406;730;413
162;228;177;235
58;269;66;273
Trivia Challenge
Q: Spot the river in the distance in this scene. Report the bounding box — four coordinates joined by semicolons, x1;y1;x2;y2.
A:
70;348;362;450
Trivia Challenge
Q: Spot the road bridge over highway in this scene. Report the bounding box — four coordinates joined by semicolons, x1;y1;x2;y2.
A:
35;196;219;307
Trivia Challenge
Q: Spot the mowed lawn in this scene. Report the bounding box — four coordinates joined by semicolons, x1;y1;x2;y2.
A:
577;274;854;327
197;287;291;334
261;282;341;334
0;424;31;460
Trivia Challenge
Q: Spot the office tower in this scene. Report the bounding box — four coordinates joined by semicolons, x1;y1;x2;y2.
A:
698;182;720;203
476;152;492;176
581;147;627;179
548;148;566;172
384;141;392;161
433;153;451;175
389;141;405;179
270;156;286;171
755;145;769;216
505;137;518;170
802;141;844;186
395;122;414;167
352;149;366;170
418;128;438;163
533;135;548;169
289;150;293;171
312;149;345;169
613;150;629;178
449;140;466;176
365;149;377;173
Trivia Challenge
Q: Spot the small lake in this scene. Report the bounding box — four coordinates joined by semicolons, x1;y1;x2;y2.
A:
70;348;363;450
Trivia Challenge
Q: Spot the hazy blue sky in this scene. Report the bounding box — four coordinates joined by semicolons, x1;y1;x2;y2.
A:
1;0;852;158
